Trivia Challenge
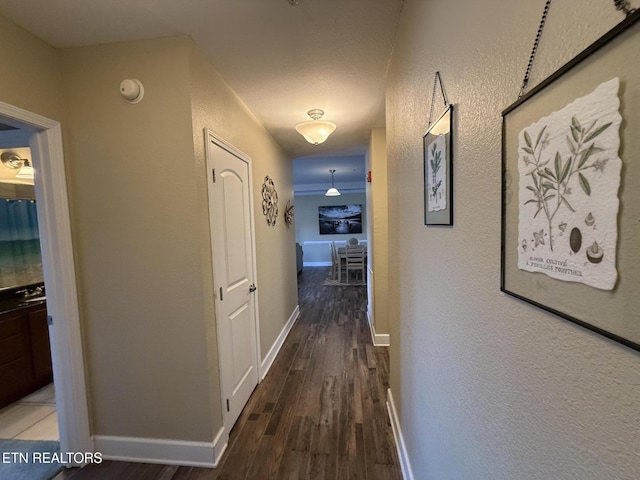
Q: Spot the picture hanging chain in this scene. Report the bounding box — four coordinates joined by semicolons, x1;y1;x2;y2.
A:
519;0;636;99
518;0;552;99
613;0;636;16
428;71;449;126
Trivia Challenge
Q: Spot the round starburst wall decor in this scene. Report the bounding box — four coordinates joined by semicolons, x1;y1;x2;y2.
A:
262;176;279;227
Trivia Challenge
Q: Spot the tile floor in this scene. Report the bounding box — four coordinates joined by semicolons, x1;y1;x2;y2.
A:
0;383;58;441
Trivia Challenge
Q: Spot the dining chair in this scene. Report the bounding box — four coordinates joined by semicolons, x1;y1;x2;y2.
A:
330;242;340;280
345;244;366;284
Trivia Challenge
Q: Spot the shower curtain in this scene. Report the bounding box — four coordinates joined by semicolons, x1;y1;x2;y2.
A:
0;199;43;290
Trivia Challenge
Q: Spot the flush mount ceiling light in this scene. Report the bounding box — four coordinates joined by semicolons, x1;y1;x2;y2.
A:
1;151;34;179
295;109;337;145
325;169;341;196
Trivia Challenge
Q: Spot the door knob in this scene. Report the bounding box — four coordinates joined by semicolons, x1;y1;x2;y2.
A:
249;284;257;293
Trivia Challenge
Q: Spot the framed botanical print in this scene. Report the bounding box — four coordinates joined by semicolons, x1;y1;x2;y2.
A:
424;105;453;225
501;10;640;352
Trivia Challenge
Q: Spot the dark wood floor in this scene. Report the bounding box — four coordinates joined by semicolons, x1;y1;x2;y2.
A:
54;267;401;480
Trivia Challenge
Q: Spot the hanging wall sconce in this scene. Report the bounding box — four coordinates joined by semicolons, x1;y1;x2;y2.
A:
325;169;341;196
295;109;337;145
284;200;295;229
1;151;34;180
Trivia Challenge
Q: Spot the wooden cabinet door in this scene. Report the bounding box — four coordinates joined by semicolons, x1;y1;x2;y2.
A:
0;311;33;408
28;307;53;385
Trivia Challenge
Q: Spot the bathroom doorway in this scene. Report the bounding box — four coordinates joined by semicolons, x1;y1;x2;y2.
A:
0;102;91;463
0;142;58;446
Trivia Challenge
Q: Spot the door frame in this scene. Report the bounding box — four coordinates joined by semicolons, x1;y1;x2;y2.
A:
0;101;92;460
205;129;262;435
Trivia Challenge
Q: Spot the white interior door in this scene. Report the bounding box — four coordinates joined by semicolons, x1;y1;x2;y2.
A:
205;130;259;433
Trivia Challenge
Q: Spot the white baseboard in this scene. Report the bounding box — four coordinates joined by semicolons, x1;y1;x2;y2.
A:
303;261;332;267
260;305;300;380
386;389;414;480
94;430;228;468
367;311;390;346
212;426;228;467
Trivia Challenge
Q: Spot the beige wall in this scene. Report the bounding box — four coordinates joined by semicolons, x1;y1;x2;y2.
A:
188;43;299;371
60;36;215;441
295;193;368;249
386;1;640;479
0;15;64;121
365;128;389;335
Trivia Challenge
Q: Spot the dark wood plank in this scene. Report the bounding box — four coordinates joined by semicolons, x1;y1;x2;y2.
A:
276;415;309;479
244;437;273;480
308;453;327;480
215;413;269;480
354;423;367;479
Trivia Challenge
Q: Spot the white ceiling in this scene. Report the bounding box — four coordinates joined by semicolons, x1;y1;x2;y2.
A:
0;0;404;177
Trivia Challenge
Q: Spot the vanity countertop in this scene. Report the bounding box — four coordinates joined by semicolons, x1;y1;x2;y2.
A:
0;284;47;314
0;296;46;314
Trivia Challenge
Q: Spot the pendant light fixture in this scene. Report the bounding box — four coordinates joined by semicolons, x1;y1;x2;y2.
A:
295;109;337;145
325;169;341;196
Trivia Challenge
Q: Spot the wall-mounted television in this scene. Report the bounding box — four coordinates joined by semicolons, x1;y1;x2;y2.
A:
318;204;363;235
0;198;43;291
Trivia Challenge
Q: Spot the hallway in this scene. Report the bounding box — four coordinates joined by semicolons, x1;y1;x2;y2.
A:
55;267;401;480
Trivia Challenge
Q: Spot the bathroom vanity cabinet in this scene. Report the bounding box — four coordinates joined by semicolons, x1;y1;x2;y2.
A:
0;303;52;409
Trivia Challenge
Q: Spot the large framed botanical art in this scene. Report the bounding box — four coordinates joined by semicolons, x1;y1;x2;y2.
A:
424;105;453;225
501;10;640;352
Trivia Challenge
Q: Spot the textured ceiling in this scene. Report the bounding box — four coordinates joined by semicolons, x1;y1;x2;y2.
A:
0;0;404;164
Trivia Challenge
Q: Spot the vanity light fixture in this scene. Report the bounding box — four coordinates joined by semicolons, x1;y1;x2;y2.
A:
16;159;34;179
295;109;337;145
1;151;34;180
325;169;341;196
